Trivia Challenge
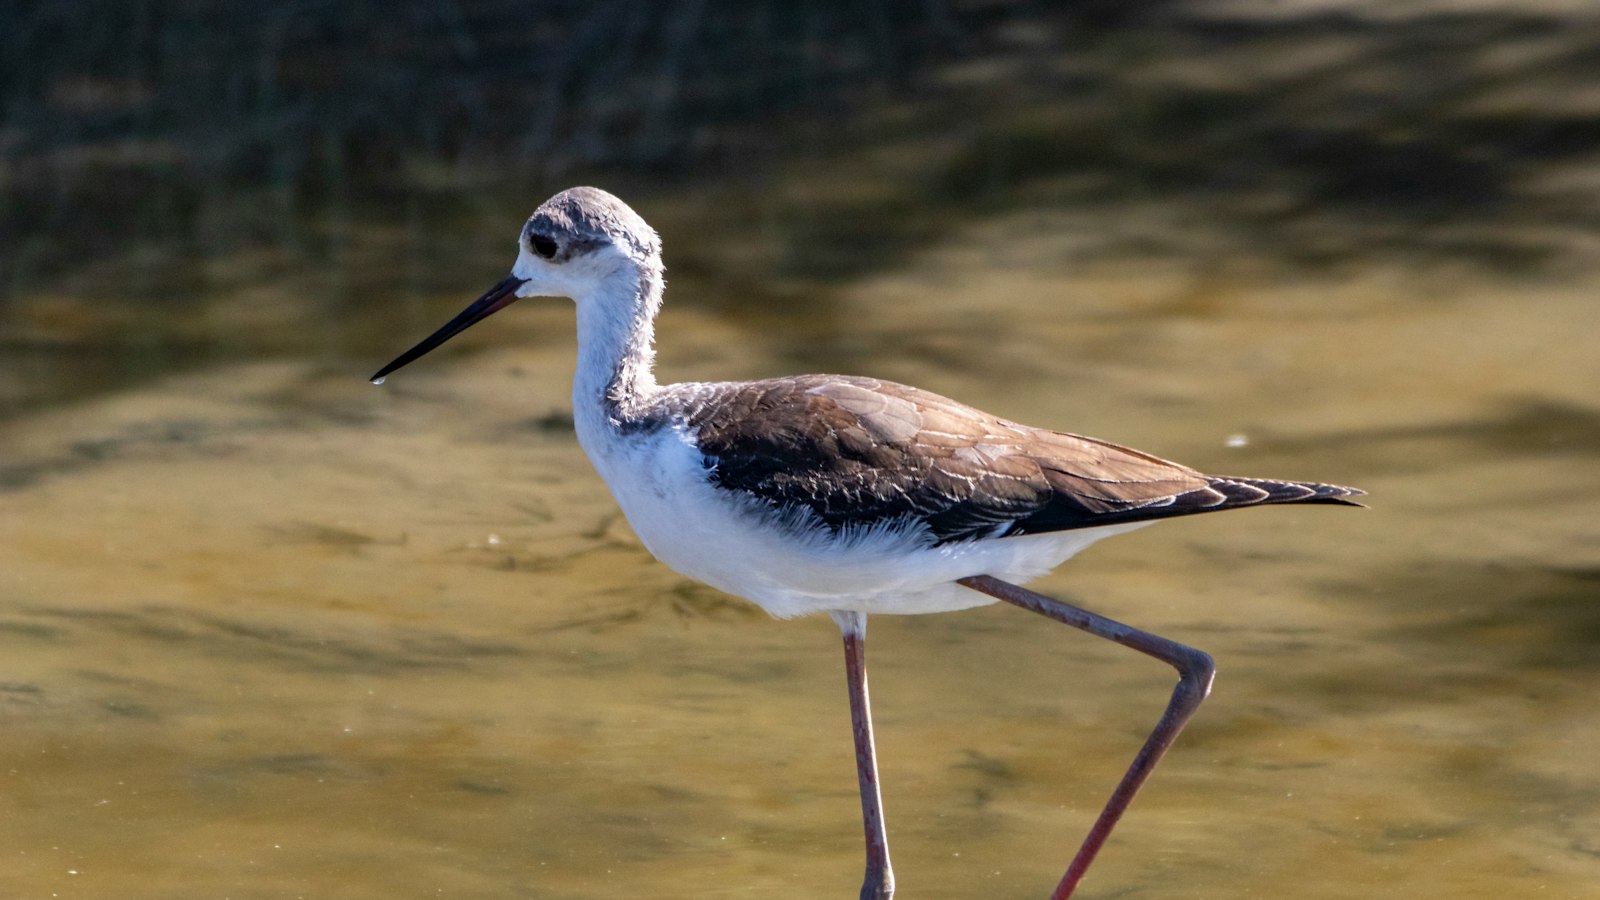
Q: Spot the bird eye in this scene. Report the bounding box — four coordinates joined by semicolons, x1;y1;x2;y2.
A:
529;233;559;260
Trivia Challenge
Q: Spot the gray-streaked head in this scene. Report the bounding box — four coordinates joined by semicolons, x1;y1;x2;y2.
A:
370;186;661;383
521;186;660;264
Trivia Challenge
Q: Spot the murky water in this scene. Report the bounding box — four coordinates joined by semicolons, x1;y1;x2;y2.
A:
5;231;1598;899
6;4;1600;899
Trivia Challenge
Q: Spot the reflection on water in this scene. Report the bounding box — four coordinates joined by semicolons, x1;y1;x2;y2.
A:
4;3;1600;899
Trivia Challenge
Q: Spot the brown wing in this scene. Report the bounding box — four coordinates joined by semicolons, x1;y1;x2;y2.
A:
670;375;1361;544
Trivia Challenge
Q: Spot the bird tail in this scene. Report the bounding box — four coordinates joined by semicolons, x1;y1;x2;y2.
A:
1204;476;1367;509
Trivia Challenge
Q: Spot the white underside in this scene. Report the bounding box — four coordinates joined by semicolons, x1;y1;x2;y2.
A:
579;421;1149;620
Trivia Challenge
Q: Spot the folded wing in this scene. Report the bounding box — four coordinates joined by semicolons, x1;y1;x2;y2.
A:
670;375;1362;545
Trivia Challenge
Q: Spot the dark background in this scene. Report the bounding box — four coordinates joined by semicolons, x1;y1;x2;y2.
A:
7;0;1599;416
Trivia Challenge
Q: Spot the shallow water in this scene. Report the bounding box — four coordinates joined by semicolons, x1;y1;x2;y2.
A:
5;216;1599;899
7;4;1600;897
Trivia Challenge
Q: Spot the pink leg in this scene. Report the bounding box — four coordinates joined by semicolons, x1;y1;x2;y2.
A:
957;575;1215;900
832;610;894;900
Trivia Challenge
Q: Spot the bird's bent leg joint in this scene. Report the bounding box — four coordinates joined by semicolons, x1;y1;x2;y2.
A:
955;573;1214;900
956;574;1214;688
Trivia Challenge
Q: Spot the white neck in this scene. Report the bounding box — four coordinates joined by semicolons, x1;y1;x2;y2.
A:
570;256;665;445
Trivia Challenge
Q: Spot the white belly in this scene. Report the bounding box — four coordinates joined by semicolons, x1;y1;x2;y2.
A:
580;423;1146;620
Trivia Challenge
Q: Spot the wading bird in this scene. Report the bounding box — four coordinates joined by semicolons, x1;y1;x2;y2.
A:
372;187;1362;899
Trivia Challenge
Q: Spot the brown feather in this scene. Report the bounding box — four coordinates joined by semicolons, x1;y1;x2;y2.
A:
655;375;1362;544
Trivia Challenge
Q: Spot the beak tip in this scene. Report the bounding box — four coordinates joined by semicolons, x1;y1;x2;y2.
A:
368;273;526;386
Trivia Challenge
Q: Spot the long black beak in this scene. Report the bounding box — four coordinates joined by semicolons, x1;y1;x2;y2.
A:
371;275;528;383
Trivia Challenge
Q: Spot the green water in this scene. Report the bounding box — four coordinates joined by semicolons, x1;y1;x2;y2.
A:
5;223;1597;898
4;4;1600;898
